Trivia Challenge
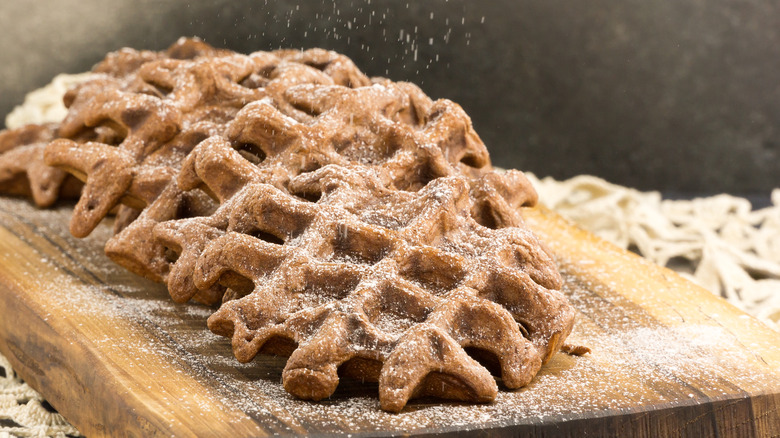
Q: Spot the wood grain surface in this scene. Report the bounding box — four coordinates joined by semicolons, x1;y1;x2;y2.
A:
0;197;778;437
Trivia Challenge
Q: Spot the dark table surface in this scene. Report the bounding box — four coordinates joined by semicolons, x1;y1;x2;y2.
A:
2;0;778;194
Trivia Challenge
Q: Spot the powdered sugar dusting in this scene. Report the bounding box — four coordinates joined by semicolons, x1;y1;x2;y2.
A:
2;196;776;434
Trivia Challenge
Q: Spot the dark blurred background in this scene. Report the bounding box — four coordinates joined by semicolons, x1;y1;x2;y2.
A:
1;0;778;196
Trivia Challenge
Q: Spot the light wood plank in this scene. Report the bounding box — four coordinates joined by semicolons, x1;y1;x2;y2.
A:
0;198;778;436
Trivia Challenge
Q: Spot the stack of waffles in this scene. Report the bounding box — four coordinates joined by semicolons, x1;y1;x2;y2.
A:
0;38;575;412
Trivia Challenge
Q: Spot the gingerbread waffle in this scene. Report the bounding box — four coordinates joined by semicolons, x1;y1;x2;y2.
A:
0;38;577;411
175;155;572;412
0;123;83;207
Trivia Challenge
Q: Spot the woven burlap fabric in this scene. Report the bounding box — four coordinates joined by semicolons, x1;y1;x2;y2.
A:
528;174;780;331
0;355;80;438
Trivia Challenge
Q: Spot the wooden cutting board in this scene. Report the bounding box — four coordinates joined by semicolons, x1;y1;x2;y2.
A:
0;197;778;437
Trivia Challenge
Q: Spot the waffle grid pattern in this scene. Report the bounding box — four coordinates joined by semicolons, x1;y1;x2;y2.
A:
0;38;574;411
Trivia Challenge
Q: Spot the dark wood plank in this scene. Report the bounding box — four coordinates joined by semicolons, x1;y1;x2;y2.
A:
0;198;778;437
